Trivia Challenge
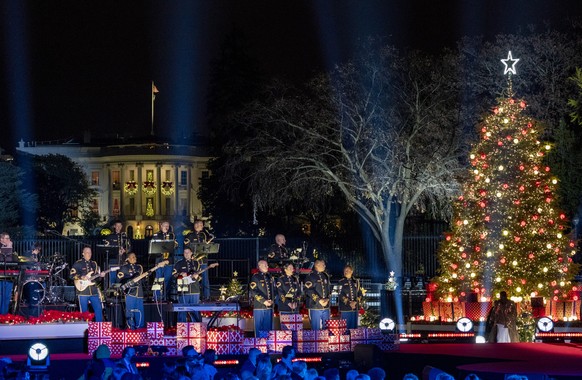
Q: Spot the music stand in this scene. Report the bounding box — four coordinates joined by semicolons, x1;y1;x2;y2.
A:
189;243;219;260
149;239;175;256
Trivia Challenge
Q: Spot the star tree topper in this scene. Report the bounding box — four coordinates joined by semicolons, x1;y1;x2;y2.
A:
501;51;519;75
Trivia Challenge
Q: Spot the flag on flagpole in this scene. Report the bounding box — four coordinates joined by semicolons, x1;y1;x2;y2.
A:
152;81;159;99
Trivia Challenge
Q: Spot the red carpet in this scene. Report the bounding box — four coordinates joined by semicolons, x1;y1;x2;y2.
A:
399;343;582;378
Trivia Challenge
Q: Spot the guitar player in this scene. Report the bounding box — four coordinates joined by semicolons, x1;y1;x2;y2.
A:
173;247;201;322
70;247;106;321
117;252;144;329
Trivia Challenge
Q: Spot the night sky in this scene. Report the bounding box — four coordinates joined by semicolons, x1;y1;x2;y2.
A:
1;0;581;154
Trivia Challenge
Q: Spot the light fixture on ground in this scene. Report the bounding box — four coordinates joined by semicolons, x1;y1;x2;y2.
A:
536;317;554;332
27;342;50;372
456;317;473;332
379;317;395;331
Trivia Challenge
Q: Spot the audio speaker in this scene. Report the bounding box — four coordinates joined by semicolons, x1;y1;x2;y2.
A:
353;344;382;371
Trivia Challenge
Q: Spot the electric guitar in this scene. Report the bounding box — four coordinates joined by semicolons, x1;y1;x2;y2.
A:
178;262;219;285
120;260;169;291
74;267;120;292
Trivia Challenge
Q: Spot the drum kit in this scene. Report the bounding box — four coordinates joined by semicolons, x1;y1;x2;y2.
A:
19;253;69;307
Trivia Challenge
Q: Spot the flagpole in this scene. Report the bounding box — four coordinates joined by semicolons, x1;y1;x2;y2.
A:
151;80;158;136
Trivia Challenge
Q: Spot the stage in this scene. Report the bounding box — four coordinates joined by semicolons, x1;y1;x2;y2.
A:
4;341;582;379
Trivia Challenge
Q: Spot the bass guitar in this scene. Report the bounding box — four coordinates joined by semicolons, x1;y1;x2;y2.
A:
178;262;219;285
120;260;169;291
74;267;120;292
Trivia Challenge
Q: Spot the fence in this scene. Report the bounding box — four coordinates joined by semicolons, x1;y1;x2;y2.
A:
10;233;443;284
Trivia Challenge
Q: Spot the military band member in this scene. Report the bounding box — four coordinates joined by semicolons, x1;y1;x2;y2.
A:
338;265;363;329
304;259;331;330
117;252;145;329
70;247;105;322
276;262;301;314
267;234;289;268
184;220;213;299
152;221;176;301
173;247;202;322
106;220;131;285
249;260;275;335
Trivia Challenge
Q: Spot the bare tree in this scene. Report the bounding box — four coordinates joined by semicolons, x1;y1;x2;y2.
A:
223;45;465;276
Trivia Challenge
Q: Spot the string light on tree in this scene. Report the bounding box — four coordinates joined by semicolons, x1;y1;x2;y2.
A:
433;51;579;307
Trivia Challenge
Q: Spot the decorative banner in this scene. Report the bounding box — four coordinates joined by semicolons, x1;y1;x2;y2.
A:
161;181;174;196
124;180;138;195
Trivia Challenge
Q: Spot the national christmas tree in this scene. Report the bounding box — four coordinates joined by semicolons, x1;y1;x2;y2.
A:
433;52;579;305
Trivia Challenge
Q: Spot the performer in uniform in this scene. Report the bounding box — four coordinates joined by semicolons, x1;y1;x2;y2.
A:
267;234;289;268
70;247;105;321
337;265;363;329
152;221;176;302
304;259;331;330
276;262;301;315
117;252;145;329
0;232;16;315
105;220;131;286
249;260;275;335
184;220;213;299
173;247;201;322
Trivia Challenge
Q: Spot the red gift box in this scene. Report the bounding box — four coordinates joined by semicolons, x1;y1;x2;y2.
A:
328;334;351;352
147;322;164;340
325;319;347;336
267;330;293;353
422;301;440;319
176;322;207;339
464;302;492;321
242;337;268;354
111;330;148;346
292;330;329;354
207;331;244;355
88;322;112;338
280;314;303;331
438;302;465;321
176;336;206;353
348;328;382;350
88;337;112;356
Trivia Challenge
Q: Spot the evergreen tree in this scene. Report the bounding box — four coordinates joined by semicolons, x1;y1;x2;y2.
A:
434;62;579;305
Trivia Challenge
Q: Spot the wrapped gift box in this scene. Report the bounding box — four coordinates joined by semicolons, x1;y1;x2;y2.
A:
464;302;492;321
176;335;206;353
280;314;303;331
438;302;465;321
111;330;148;346
147;322;164;341
207;330;244;355
292;330;329;354
328;334;351;352
422;301;440;319
267;330;293;353
547;300;578;320
257;330;269;338
378;334;400;351
176;322;207;339
242;337;268;354
325;319;347;336
164;336;179;356
88;322;112;338
348;328;382;350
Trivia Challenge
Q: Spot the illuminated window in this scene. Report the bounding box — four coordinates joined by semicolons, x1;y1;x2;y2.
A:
180;170;188;186
91;171;99;186
112;171;120;190
129;170;135;181
129;198;135;214
165;169;171;181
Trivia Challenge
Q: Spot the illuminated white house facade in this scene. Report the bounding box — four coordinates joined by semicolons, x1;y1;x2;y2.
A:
17;140;210;237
